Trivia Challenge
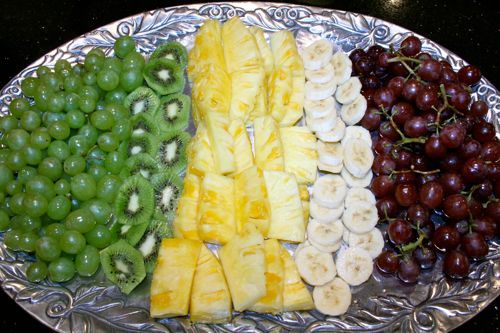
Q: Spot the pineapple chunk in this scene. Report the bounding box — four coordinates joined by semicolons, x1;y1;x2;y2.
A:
219;224;266;311
298;184;310;201
222;17;262;73
280;68;305;127
229;119;254;175
280;126;318;184
249;26;274;77
280;246;314;311
173;173;201;240
150;239;202;318
205;111;235;175
269;30;302;72
253;116;285;171
234;166;270;236
190;245;232;323
250;82;268;121
250;239;284;314
188;20;226;79
192;66;231;124
301;200;310;224
187;124;216;177
263;170;305;242
268;66;293;123
197;173;236;244
229;66;264;122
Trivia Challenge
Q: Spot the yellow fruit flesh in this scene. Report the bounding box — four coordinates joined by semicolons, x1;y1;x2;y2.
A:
228;119;254;175
280;126;318;184
280;246;314;311
173;173;201;240
188;124;217;177
253;116;285;172
205;111;236;175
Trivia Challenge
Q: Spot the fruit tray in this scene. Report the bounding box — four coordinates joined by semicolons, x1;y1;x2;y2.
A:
0;2;499;332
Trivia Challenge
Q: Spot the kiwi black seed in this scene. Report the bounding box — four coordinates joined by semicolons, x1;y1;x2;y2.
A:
121;153;159;180
124;87;160;116
130;113;159;137
100;239;146;294
150;41;188;68
135;211;172;273
126;133;157;158
143;58;184;96
155;131;190;171
155;93;190;132
114;175;154;225
151;171;183;216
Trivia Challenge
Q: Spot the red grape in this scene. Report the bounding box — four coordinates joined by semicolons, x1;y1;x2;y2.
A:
419;181;444;209
453;220;469;235
371;175;396;198
473;180;493;201
395;183;418;207
479;141;500;162
458;65;481;86
373;87;396;109
388;61;409;77
388;219;413;245
443;250;470;279
440;153;463;172
424;135;447;158
461;158;487;184
361;107;382;130
387;76;405;97
467;197;483;218
458;138;481;160
400;36;422;56
349;48;366;64
376;250;400;274
418;59;442;82
402;79;423;101
354;56;374;75
391;102;415;126
440;123;466;149
395;172;418;185
473;216;496;240
417;52;432;62
373;155;396;175
374;137;394;155
439;67;458;84
462;232;489;259
404;116;428;138
376;197;400;218
408;203;430;226
377;52;393;68
469;100;488;118
442;194;469;220
367;45;385;60
449;90;471;111
362;88;376;107
472;121;495;143
397;257;421;283
391;147;412;169
413;246;437;269
415;89;439;111
432;225;460;251
379;121;400;141
439;172;465;195
360;75;381;90
485;201;500;221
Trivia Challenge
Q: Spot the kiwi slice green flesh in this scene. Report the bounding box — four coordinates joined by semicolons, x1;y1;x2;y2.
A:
121;153;159;180
115;175;154;226
155;131;190;171
150;41;188;68
151;171;183;216
100;239;146;294
135;212;172;273
126;134;157;158
130;113;159;137
120;221;150;246
156;93;190;132
124;87;160;116
143;59;184;96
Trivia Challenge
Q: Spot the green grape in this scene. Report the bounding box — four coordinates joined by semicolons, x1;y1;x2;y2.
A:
42;111;66;127
10;193;25;215
79;96;96;113
82;72;97;86
0;197;13;216
17;166;38;184
36;66;51;78
0;149;10;164
104;150;125;173
0;209;10;231
23;145;43;166
38;157;63;181
4;229;23;250
0;192;5;204
90;110;114;130
65;208;95;233
85;224;112;249
63;155;86;176
0;115;19;133
88;48;106;59
54;179;70;195
59;230;86;254
34;85;53;111
20;111;42;131
26;175;56;199
96;174;122;203
87;165;108;182
48;257;75;282
9;98;30;118
6;128;30;150
41;72;62;92
105;103;128;121
97;69;119;91
114;36;136;58
70;173;97;202
86;147;106;166
47;92;66;113
122;51;144;71
63;74;83;93
64;92;81;112
68;135;90;156
26;261;48;282
84;53;104;73
55;59;72;78
103;57;122;73
71;198;81;210
95;100;106;111
72;63;84;76
7;150;26;171
30;127;51;149
48;121;70;140
111;120;131;141
47;195;71;221
47;140;70;161
120;69;143;92
79;85;99;101
21;77;39;97
104;88;127;104
75;245;100;277
35;236;61;261
5;180;22;195
0;164;14;190
82;199;112;224
98;132;119;152
44;223;66;239
19;231;39;252
65;110;85;129
23;192;48;217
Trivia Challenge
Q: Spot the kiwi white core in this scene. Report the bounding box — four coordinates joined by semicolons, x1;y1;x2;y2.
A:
139;234;156;257
128;193;140;213
158;69;171;81
131;146;143;155
160;186;174;209
114;259;130;276
139;169;150;178
133;101;146;114
133;128;145;136
167;102;179;119
165;142;178;162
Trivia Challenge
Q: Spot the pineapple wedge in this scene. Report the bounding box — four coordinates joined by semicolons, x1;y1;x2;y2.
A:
219;224;266;311
250;239;284;314
253;116;285;171
280;69;305;127
173;173;201;240
269;30;302;72
205;111;236;175
250;82;268;121
234;166;270;236
187;124;216;177
298;184;311;223
190;245;232;323
301;200;310;225
229;66;264;122
229;119;254;175
188;19;226;79
280;246;314;311
197;173;236;244
280;126;318;184
150;239;202;318
192;66;231;124
249;26;274;78
222;17;262;73
263;170;305;242
268;66;293;123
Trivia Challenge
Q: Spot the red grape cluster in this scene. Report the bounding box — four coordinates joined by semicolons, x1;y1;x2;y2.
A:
350;35;499;283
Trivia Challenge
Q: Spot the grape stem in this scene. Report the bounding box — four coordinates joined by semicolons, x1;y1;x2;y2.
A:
387;56;423;64
390;168;441;176
379;107;428;146
399;233;426;253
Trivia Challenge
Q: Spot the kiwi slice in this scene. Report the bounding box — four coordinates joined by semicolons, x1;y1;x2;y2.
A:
115;175;155;225
100;239;146;294
151;171;183;216
135;211;172;273
120;221;150;246
126;134;157;158
143;59;185;96
121;153;159;180
124;87;160;116
155;131;190;171
155;93;190;132
150;41;188;68
130;113;159;137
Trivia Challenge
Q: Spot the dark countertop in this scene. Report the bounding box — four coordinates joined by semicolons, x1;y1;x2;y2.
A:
0;1;498;332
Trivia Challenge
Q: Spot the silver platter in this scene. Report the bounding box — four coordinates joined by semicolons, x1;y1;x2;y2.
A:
0;2;499;332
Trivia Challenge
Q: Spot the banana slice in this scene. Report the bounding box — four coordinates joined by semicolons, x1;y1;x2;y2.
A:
331;52;353;85
306;112;337;133
310;198;344;223
345;188;376;207
342;202;378;234
317;140;343;166
318;161;343;174
310;238;342;253
295;240;311;258
313;277;351;316
341;168;373;188
335;77;362;105
307;219;344;246
312;175;347;209
348;228;384;259
303;39;333;70
304;97;335;119
340;95;367;126
335;247;373;286
305;79;337;101
343;139;374;178
316;117;346;143
342;228;350;243
342;125;372;147
305;63;335;83
295;244;336;286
